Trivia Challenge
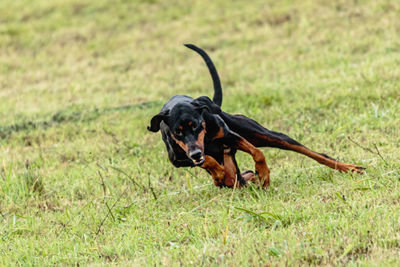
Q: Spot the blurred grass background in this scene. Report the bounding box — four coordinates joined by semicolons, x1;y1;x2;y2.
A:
0;0;399;265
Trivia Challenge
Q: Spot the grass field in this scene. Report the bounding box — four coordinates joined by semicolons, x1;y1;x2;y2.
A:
0;0;399;265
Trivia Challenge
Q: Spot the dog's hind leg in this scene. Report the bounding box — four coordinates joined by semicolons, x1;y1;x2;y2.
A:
220;112;365;173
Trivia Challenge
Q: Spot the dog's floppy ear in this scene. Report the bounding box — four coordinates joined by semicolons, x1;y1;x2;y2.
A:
192;96;221;114
147;110;170;132
200;108;222;137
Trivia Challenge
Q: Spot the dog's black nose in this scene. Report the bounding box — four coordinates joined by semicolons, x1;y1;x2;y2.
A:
189;150;202;161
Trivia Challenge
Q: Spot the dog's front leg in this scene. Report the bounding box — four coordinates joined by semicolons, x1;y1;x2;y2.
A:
222;147;250;188
203;111;270;189
226;133;270;189
201;154;247;188
200;155;225;187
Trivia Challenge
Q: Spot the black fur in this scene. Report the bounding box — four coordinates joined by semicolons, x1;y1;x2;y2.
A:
184;44;222;106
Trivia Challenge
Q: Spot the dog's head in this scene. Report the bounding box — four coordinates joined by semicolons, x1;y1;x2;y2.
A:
148;96;220;165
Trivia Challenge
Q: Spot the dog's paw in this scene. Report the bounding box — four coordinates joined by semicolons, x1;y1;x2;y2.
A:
338;163;366;174
255;163;270;189
241;170;256;183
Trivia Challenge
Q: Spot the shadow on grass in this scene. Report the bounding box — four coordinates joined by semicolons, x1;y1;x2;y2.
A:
0;101;162;139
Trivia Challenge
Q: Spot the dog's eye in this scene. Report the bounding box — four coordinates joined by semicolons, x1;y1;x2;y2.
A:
174;130;183;137
192;123;198;130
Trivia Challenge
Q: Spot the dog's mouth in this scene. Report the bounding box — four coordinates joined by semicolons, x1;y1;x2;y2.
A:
192;155;205;166
188;147;205;166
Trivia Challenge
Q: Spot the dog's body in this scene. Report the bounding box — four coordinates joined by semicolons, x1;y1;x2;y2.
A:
148;44;364;188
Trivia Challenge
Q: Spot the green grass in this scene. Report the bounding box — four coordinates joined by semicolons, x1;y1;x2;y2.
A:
0;0;399;265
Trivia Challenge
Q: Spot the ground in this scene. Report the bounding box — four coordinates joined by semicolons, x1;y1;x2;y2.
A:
0;0;399;265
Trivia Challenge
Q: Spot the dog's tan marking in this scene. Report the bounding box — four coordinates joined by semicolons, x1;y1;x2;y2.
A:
236;139;270;189
212;127;225;140
254;134;365;173
170;134;188;153
222;152;239;188
195;129;206;151
201;155;225;186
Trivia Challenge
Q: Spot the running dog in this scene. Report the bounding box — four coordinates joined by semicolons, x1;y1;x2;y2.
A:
148;44;364;188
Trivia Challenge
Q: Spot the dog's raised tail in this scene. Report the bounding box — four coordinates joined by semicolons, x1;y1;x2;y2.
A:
184;44;222;107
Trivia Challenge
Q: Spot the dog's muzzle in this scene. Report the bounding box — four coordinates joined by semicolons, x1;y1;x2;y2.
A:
189;149;205;165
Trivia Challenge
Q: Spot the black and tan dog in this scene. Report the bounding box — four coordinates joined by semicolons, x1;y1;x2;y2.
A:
148;44;364;189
